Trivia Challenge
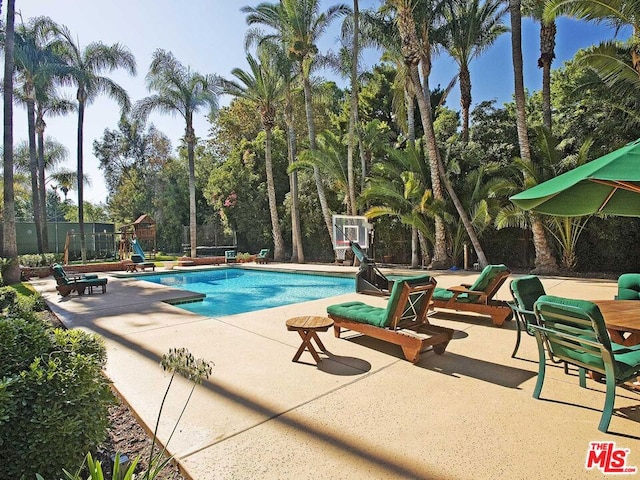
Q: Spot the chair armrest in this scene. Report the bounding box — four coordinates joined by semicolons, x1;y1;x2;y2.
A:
508;302;534;316
448;285;485;296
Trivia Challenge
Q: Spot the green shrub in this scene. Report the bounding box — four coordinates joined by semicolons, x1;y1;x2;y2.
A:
18;253;61;267
0;286;18;313
0;317;113;478
237;252;251;261
0;285;46;321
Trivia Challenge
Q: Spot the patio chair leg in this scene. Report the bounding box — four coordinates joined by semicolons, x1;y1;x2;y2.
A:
533;336;546;399
579;368;587;388
511;317;522;358
599;374;617;433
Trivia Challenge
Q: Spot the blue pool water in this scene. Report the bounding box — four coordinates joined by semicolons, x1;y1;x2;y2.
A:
138;268;354;316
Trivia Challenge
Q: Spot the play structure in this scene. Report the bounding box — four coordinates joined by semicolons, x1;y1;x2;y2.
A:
119;214;157;261
332;214;390;296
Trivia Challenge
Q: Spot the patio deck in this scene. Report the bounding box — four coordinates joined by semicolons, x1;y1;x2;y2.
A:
31;264;640;479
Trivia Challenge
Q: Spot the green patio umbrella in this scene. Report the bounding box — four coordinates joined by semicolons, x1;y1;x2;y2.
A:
510;138;640;216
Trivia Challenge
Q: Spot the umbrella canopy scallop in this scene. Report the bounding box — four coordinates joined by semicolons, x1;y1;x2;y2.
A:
510;138;640;216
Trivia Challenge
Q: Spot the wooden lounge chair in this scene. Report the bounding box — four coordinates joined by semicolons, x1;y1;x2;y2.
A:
255;249;270;264
431;264;512;326
327;274;454;363
532;295;640;432
51;264;108;297
225;250;237;263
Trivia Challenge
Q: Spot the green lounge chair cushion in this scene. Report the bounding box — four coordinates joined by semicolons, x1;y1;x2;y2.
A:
432;264;508;303
536;295;640;377
257;249;269;258
327;274;434;328
326;301;388;327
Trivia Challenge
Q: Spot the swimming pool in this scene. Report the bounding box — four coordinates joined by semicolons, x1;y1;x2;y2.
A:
138;268;354;316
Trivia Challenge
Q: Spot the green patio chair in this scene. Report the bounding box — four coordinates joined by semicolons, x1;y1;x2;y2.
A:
531;295;640;432
616;273;640;300
327;274;454;363
509;276;546;358
431;264;512;326
225;250;237;263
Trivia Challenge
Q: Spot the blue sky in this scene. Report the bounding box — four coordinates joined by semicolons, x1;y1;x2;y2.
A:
13;0;624;204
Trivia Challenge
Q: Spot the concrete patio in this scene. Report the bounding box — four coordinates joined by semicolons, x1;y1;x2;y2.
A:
31;264;640;479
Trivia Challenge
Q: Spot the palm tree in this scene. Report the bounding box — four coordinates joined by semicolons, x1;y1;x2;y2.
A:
509;0;558;273
3;0;21;284
441;0;508;142
35;87;75;250
134;50;221;259
14;16;68;253
224;53;286;261
363;142;439;263
52;25;136;262
390;0;491;267
543;0;640;92
291;130;351;208
494;129;592;270
248;38;305;262
524;0;557;130
243;0;350;246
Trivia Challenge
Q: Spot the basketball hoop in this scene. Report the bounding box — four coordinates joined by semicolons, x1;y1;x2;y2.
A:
335;247;347;263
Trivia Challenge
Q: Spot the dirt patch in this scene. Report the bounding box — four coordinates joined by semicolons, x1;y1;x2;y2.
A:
94;401;186;479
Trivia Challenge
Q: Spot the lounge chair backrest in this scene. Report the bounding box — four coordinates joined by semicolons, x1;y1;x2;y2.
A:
510;275;545;324
464;264;509;303
225;250;236;260
384;274;436;329
51;264;70;285
617;273;640;300
258;249;269;257
534;295;612;372
470;264;508;292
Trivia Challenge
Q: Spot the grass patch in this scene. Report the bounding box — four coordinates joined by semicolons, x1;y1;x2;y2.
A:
10;282;38;297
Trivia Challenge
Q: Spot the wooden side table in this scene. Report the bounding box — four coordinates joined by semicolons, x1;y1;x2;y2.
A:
286;316;334;363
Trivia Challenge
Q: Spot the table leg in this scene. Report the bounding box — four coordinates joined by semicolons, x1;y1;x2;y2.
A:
292;330;322;363
608;329;640;347
311;331;327;352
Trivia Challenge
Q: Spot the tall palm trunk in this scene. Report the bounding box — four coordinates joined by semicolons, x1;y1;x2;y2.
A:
285;89;304;263
510;0;558;272
26;98;44;255
406;88;415;147
264;123;285;261
185;122;197;258
459;63;472;143
396;2;448;267
76;93;87;262
3;0;20;284
411;226;420;268
538;19;556;130
36;112;49;251
406;88;420;268
509;0;532;164
302;75;333;243
346;0;359;216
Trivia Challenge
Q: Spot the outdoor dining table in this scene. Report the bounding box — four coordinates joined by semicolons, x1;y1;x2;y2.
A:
593;300;640;347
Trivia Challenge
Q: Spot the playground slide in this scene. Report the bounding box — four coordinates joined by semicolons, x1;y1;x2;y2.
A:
131;239;146;260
